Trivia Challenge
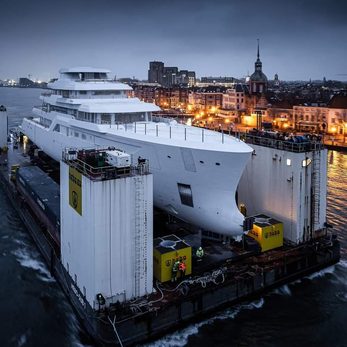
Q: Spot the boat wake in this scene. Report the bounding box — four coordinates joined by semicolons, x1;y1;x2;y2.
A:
336;291;347;302
337;259;347;270
273;284;292;296
16;331;29;347
143;298;264;347
305;265;336;280
12;247;54;283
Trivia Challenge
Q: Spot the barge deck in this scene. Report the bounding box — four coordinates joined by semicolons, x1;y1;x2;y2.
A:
0;143;341;346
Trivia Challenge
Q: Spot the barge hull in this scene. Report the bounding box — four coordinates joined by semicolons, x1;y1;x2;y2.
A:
0;162;340;346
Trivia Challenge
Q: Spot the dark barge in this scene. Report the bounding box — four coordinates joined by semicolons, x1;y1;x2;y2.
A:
0;144;340;347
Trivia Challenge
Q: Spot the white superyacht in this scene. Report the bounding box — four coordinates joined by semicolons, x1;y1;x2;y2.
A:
21;67;253;236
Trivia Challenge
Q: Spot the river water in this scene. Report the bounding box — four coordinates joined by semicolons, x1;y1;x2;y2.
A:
0;88;346;347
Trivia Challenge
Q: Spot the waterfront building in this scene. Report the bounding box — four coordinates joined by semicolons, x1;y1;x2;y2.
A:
148;61;164;84
188;86;226;113
148;61;196;87
19;78;35;87
293;93;347;134
200;76;237;84
222;83;248;111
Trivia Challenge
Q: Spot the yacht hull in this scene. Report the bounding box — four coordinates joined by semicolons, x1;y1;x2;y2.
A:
22;118;251;237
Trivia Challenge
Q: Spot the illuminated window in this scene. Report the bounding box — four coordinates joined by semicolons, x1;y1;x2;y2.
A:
302;158;312;167
286;159;291;166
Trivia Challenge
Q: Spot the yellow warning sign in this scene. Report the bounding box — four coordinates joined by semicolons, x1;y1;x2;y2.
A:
69;167;82;215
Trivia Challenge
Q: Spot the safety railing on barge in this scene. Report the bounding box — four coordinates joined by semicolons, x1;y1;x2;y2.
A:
242;133;324;153
62;148;150;181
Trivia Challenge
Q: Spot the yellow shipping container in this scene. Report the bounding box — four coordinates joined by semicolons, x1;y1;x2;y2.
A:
153;234;192;283
247;214;283;252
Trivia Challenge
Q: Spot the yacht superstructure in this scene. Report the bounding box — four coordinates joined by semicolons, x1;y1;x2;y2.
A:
21;67;253;237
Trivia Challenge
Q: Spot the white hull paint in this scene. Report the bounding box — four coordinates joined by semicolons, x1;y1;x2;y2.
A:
22;118;251;236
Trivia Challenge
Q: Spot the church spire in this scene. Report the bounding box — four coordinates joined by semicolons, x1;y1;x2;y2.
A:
257;38;260;60
255;39;262;71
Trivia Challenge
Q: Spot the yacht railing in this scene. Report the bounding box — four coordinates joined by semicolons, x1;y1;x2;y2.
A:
152;115;172;124
98;121;324;151
33;106;49;112
109;121;235;145
74;79;117;83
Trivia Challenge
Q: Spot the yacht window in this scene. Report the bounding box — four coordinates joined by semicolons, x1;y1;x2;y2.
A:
93;90;121;96
85;73;94;80
79;91;87;95
115;112;146;123
81;133;86;140
53;124;60;132
177;183;194;207
74;131;79;137
101;114;111;124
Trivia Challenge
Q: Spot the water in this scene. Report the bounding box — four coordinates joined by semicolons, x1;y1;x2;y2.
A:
1;87;347;347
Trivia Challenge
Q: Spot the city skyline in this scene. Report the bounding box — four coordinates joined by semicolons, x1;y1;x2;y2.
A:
0;0;346;82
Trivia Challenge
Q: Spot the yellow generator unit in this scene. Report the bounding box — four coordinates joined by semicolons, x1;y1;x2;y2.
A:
248;214;283;252
153;234;192;283
10;164;20;182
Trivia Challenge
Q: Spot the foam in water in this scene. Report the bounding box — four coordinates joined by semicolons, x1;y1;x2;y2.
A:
273;284;292;296
16;332;28;347
337;259;347;269
68;311;89;347
306;265;336;280
143;298;264;347
17;334;27;347
336;291;347;303
12;248;54;283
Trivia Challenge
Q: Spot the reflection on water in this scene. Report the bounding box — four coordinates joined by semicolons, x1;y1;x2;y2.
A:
327;151;347;231
327;151;347;263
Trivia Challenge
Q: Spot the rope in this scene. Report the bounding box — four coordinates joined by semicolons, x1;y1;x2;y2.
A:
128;269;226;313
158;268;226;295
129;281;164;312
107;315;124;347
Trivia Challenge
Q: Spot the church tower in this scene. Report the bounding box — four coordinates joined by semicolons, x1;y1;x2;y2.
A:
249;39;268;95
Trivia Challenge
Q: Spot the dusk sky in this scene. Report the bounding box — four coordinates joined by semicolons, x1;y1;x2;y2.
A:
0;0;346;82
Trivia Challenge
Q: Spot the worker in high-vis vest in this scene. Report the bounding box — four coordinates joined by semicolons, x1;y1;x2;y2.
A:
196;246;204;261
171;260;180;282
179;261;186;280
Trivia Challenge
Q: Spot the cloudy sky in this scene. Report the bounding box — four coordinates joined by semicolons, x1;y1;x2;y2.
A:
0;0;346;81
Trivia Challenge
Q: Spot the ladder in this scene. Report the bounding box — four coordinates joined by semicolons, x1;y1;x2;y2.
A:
134;176;145;297
311;148;321;232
